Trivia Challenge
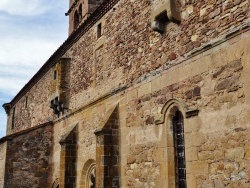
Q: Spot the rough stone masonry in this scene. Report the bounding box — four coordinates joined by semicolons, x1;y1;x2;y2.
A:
0;0;250;187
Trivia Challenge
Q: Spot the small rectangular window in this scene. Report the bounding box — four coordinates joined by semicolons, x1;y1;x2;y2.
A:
11;107;15;129
54;70;57;80
97;23;102;39
25;96;28;108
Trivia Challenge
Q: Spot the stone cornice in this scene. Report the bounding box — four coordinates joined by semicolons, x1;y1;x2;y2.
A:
2;103;11;115
0;121;53;144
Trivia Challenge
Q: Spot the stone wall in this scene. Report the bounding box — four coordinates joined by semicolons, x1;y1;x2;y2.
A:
47;28;250;188
2;0;250;187
118;30;250;187
7;29;249;188
0;142;6;188
64;0;249;110
6;0;249;135
51;29;250;187
4;124;53;188
6;70;54;135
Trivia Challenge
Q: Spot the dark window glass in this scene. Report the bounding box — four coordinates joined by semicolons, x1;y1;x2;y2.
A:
25;96;28;108
11;107;15;129
54;70;57;80
97;23;102;38
173;111;186;188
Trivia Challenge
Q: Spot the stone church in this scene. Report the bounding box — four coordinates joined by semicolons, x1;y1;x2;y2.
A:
0;0;250;187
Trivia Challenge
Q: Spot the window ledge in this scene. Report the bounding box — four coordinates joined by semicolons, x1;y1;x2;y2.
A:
95;36;106;51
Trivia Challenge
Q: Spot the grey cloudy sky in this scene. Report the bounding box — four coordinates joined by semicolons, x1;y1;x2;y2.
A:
0;0;69;137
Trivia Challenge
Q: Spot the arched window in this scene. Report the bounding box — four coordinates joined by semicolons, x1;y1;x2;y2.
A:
156;99;198;187
79;4;82;21
80;159;96;188
86;163;96;188
74;11;79;29
172;111;186;188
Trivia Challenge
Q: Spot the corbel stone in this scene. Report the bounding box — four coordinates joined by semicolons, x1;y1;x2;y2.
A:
2;103;11;116
94;128;112;136
151;0;181;24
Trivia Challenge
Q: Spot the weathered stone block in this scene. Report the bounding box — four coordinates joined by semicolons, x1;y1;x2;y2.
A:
127;89;138;102
186;161;209;175
198;151;214;161
186;147;198;162
152;147;164;162
244;144;250;159
185;116;202;133
151;76;161;93
186;174;196;188
215;75;240;92
185;132;206;147
225;147;244;160
138;82;152;98
214;150;225;161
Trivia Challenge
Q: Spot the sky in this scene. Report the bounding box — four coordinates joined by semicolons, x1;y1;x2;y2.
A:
0;0;69;138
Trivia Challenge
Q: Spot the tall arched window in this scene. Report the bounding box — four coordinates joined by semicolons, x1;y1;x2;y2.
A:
74;11;79;29
172;111;186;188
156;99;198;187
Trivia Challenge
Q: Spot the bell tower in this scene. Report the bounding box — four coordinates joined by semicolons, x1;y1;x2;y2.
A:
66;0;103;35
